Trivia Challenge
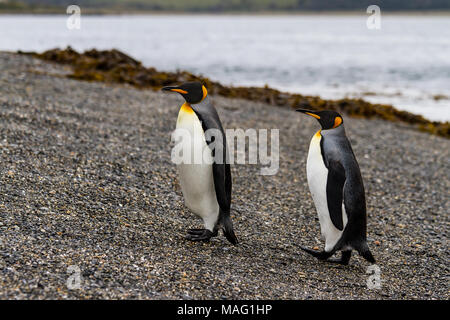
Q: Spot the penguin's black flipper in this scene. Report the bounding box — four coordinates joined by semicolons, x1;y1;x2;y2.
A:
356;242;376;263
325;159;346;231
221;212;238;245
212;163;238;245
208;126;237;245
212;163;232;212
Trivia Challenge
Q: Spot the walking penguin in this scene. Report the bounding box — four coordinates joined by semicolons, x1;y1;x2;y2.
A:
296;109;375;265
162;82;238;245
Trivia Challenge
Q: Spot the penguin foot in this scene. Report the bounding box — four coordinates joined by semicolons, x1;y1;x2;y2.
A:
300;247;352;265
186;229;217;242
326;251;352;265
187;228;208;235
300;246;333;260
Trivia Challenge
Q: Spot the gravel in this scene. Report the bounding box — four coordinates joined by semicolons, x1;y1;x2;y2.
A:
0;52;448;300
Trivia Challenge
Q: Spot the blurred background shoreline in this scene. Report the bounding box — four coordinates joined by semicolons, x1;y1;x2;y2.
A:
1;11;450;16
1;0;450;14
2;13;449;121
1;1;449;121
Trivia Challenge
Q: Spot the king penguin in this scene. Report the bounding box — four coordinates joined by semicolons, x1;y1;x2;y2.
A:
162;82;238;245
296;109;375;265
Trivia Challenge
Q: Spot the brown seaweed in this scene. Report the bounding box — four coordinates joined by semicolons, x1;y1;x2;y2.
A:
21;47;449;138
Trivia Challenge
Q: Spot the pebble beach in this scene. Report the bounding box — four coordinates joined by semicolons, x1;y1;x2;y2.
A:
0;52;448;299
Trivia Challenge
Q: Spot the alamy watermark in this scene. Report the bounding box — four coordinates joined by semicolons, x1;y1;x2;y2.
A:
171;128;279;175
366;5;381;30
366;264;381;289
66;5;81;30
66;265;82;290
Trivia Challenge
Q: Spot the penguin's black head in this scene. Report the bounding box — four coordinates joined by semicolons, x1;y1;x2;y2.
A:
162;81;207;104
296;109;343;130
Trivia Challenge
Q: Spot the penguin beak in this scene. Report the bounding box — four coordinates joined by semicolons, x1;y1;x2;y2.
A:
161;86;188;94
296;109;321;119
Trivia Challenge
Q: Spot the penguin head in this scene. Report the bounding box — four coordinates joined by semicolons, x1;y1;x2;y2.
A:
296;109;344;130
162;82;207;104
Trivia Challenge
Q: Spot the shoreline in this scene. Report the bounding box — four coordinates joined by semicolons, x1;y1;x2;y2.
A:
1;10;450;16
17;47;450;139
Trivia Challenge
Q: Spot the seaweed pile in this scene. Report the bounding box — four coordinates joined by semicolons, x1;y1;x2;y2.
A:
21;47;449;138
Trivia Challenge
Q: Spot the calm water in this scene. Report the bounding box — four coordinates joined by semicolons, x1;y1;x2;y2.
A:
1;14;449;121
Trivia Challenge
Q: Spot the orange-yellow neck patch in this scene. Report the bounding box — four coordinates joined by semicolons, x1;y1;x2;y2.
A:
315;130;322;138
180;102;194;114
333;116;342;128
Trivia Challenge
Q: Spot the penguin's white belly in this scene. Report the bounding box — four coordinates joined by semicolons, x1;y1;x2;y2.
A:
175;105;219;231
306;131;347;252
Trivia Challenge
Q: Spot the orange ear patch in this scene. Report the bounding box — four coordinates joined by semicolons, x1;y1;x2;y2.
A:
201;85;208;101
333;116;342;128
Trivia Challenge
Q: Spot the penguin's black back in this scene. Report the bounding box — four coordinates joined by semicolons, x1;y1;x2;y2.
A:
320;126;368;247
191;97;237;244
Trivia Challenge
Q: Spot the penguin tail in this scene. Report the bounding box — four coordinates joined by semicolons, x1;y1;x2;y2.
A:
221;213;238;246
356;242;376;264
